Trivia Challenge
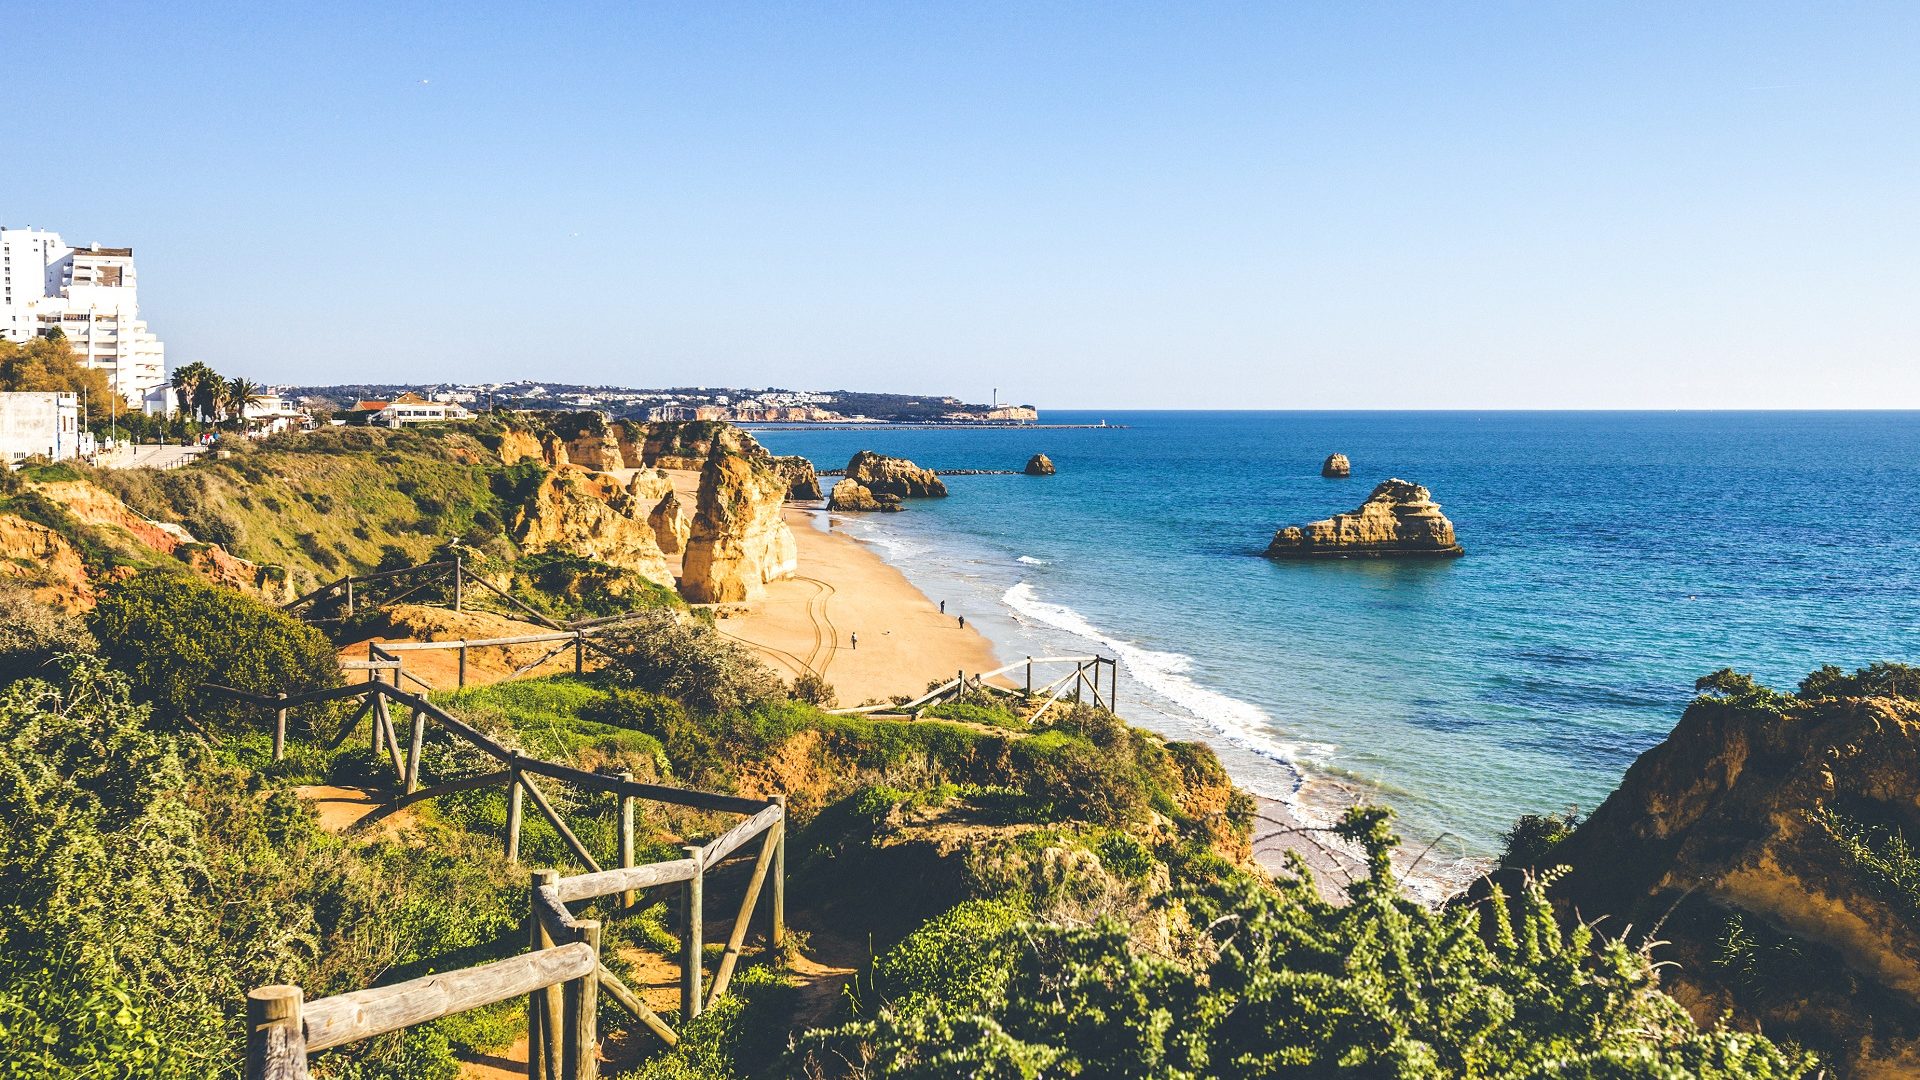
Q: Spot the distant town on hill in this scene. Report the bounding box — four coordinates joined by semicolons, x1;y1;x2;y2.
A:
277;381;1039;424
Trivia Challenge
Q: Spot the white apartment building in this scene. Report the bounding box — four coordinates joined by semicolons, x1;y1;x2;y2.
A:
0;391;91;463
0;227;167;412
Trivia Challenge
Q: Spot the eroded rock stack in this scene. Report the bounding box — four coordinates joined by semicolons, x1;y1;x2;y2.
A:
846;450;948;498
1321;452;1351;478
649;490;689;555
511;467;676;587
681;448;799;602
827;478;903;513
773;456;823;501
1024;453;1056;476
1264;478;1463;558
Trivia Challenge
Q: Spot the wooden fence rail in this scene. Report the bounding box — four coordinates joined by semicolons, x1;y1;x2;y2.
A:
825;654;1120;719
230;669;788;1080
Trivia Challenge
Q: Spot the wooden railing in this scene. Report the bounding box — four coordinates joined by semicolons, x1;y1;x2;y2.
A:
827;654;1120;723
284;554;565;629
224;675;787;1079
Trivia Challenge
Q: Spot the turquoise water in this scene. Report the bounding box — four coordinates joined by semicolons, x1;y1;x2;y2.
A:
755;412;1920;873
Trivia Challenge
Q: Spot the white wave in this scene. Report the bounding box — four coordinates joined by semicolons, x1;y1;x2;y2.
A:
1015;555;1047;565
1001;581;1333;808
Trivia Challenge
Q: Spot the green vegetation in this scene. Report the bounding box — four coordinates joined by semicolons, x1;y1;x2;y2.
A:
0;578;96;681
88;569;341;734
797;807;1815;1078
1497;807;1582;872
1810;806;1920;926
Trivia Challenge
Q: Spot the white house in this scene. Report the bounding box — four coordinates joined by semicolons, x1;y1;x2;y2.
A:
0;391;91;463
242;393;308;437
0;228;167;412
347;392;473;427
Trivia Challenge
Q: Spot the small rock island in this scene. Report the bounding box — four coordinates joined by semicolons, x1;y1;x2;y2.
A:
1265;478;1464;559
827;478;903;512
1024;453;1056;476
846;450;948;498
1321;452;1351;478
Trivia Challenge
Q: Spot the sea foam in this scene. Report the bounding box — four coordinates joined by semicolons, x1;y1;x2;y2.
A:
1001;581;1328;801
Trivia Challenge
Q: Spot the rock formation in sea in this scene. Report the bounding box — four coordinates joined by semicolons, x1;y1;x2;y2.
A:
845;450;948;498
1024;453;1056;476
1321;452;1351;478
681;446;799;602
826;478;903;513
1264;478;1463;558
773;455;824;501
1544;672;1920;1076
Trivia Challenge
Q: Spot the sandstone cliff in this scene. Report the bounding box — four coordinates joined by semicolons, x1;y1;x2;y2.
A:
1265;478;1463;558
1548;677;1920;1077
681;447;798;603
846;450;947;498
510;467;675;588
1321;452;1351;478
649;490;689;555
826;478;903;513
1025;453;1056;476
0;480;294;605
773;456;823;501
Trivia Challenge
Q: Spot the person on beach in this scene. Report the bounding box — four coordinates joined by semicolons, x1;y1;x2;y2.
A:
958;615;965;630
850;632;858;650
939;600;946;614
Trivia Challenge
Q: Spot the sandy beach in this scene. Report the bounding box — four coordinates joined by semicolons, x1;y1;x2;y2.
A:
648;469;1002;707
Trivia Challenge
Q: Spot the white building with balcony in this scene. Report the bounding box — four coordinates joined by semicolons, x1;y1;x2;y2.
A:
1;227;167;412
0;391;91;463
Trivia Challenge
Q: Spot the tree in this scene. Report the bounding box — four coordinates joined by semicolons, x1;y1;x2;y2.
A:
0;337;114;410
86;570;341;734
224;377;260;426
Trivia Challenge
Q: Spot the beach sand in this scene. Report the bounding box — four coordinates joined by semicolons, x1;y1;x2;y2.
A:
651;468;1001;707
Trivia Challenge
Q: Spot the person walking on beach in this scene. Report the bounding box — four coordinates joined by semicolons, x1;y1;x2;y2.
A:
957;615;965;630
939;600;946;614
850;632;858;651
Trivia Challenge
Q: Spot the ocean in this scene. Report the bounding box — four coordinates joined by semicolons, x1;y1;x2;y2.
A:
753;411;1920;878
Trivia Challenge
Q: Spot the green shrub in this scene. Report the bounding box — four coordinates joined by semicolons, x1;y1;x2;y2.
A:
87;569;341;734
1498;807;1583;872
1798;662;1920;701
598;610;785;716
794;806;1818;1078
793;670;837;708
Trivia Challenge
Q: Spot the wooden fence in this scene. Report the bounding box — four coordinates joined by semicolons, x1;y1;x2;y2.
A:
828;654;1120;723
216;677;787;1079
284;555;566;629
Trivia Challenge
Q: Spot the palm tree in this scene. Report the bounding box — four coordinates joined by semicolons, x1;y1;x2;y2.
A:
170;361;221;422
225;377;261;427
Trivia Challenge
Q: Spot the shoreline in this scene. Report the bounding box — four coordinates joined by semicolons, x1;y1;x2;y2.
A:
712;490;1404;897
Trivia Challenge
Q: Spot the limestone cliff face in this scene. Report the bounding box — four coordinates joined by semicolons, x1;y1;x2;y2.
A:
649;490;689;555
681;448;798;603
826;478;903;513
645;421;746;471
1552;690;1920;1076
1321;452;1351;478
3;480;294;605
0;515;93;608
510;467;675;588
1264;479;1462;558
1024;453;1056;476
846;450;947;498
495;428;547;466
773;456;823;501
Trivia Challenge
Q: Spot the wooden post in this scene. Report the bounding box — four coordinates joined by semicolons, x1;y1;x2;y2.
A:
682;844;704;1022
273;692;287;763
1108;658;1118;715
618;773;636;910
527;870;552;1080
533;869;564;1080
458;645;468;689
708;821;780;1006
506;754;525;863
1026;657;1033;697
345;577;354;617
770;794;786;955
246;985;309;1080
404;706;426;794
575;634;585;674
956;669;964;702
453;555;464;612
563;919;601;1080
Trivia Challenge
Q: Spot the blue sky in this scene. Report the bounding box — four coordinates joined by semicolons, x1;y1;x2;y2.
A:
10;2;1917;407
